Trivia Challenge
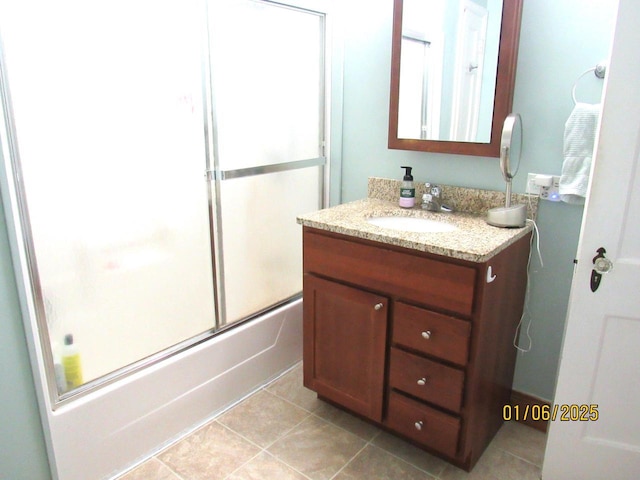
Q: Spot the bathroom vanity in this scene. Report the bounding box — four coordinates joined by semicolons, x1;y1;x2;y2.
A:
297;180;535;471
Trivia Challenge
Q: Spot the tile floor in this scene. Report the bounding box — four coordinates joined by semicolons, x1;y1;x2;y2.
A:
118;363;546;480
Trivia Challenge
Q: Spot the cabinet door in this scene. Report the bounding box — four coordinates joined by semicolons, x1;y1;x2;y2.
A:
303;274;388;421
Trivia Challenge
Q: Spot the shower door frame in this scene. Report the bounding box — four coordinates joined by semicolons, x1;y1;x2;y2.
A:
0;0;341;478
0;1;224;408
0;0;329;408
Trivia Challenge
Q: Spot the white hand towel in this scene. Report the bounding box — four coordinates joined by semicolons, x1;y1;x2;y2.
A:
559;103;601;205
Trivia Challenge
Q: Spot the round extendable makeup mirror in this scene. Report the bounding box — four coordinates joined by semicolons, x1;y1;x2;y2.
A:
500;113;522;206
486;114;527;228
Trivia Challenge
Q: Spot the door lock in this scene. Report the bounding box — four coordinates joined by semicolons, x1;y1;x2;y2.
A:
590;247;613;292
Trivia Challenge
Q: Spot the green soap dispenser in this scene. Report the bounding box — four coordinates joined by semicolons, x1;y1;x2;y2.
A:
399;166;415;208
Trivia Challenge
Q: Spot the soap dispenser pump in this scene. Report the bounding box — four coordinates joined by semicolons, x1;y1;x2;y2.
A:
399;166;415;208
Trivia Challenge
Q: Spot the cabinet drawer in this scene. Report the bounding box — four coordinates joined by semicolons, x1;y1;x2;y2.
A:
386;391;460;458
389;348;464;413
393;302;471;366
303;229;476;316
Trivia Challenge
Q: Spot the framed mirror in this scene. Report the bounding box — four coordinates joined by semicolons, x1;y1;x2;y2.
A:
388;0;523;157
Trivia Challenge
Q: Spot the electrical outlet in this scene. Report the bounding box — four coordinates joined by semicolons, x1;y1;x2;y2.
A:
526;173;561;202
526;173;545;195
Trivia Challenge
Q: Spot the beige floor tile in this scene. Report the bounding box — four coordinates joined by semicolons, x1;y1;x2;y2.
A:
313;401;381;441
218;389;310;447
117;458;180;480
266;362;324;412
158;421;260;480
492;421;547;466
334;444;437;480
439;444;542;480
267;415;366;480
116;366;547;480
227;451;308;480
371;431;449;477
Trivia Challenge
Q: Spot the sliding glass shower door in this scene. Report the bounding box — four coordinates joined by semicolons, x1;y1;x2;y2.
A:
1;1;216;393
0;0;325;400
209;0;325;324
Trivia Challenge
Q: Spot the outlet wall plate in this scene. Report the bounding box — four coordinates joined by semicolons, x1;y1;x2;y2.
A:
526;173;561;202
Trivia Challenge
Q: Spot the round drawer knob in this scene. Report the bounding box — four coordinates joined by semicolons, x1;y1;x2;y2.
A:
414;421;424;431
421;330;432;340
417;377;427;386
374;303;384;310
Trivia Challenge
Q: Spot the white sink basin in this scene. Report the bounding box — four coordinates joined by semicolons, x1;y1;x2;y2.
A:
366;216;457;233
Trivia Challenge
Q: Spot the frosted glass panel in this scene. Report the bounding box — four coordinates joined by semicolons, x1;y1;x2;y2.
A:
1;1;215;390
212;1;325;325
1;0;326;400
220;167;321;324
210;0;323;170
399;38;429;139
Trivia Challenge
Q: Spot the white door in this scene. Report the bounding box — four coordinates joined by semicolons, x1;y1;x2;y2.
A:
542;0;640;478
449;1;487;142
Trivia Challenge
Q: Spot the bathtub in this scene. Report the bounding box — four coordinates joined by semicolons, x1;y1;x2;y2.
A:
45;299;303;480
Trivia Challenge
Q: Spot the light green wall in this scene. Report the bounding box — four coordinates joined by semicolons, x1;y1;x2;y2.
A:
0;4;618;477
338;0;617;401
0;197;51;479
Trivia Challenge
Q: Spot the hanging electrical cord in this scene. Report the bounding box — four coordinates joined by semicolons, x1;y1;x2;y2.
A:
513;198;544;353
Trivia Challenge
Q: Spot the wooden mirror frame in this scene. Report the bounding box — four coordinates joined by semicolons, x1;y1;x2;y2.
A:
388;0;523;157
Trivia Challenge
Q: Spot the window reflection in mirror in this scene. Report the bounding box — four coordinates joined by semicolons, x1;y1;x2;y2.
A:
398;0;503;143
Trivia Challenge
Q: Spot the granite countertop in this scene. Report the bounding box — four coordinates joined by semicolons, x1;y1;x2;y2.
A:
297;197;533;263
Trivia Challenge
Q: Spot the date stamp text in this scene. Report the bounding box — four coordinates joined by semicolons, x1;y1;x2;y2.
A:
503;404;599;422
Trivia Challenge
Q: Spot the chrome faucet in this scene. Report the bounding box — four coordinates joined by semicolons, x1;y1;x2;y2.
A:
422;183;442;212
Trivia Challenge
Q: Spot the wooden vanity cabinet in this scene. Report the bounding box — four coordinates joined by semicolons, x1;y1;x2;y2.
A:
302;227;531;471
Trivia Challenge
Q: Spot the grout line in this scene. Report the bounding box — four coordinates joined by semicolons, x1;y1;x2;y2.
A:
367;441;442;480
222;448;266;480
117;382;280;477
327;436;374;480
307;409;382;444
213;418;305;480
261;385;315;412
130;364;541;480
154;456;188;480
266;373;444;478
259;450;316;480
268;387;322;415
217;395;314;450
264;368;447;478
493;446;543;469
216;410;315;479
213;419;268;451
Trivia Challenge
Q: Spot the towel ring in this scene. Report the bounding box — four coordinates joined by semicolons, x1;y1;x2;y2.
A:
572;62;607;104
